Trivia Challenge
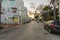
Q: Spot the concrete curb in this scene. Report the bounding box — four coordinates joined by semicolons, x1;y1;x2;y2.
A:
0;25;22;35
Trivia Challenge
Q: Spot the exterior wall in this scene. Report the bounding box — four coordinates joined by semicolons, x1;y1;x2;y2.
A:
1;0;27;24
1;12;16;24
1;0;18;24
15;0;24;8
21;7;27;18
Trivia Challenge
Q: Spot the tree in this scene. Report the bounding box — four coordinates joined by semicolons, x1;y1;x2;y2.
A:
34;11;39;20
43;6;52;11
50;0;59;20
42;5;54;21
50;0;54;4
50;0;59;8
36;5;42;11
50;0;59;5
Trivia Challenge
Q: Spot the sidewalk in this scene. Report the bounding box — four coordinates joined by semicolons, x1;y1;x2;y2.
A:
0;23;20;28
0;24;21;35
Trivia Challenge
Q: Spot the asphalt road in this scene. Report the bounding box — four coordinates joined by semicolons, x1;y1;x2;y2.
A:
0;21;60;40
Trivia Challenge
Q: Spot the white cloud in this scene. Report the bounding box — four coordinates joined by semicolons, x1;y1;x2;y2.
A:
23;0;50;11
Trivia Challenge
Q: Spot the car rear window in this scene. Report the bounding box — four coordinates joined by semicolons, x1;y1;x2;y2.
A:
53;21;60;25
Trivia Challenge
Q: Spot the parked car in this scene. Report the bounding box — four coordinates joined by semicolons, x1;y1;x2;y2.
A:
25;17;32;23
25;19;30;23
22;17;31;24
36;21;40;23
44;20;60;33
22;19;26;24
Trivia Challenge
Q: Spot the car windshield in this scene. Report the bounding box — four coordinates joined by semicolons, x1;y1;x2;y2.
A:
53;21;60;25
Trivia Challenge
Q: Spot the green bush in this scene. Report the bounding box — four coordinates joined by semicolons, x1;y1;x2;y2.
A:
45;16;53;21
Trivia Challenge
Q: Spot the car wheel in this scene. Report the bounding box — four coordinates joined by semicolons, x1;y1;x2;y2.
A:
49;28;53;33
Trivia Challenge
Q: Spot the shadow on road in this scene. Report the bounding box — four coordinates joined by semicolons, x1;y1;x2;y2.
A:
52;33;60;35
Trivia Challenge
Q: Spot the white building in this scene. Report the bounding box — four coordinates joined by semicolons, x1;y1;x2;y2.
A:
1;0;27;24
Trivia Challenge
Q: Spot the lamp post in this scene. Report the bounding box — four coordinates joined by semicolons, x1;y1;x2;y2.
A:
53;0;56;20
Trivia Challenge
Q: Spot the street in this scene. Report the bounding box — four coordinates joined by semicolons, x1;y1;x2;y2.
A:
0;21;60;40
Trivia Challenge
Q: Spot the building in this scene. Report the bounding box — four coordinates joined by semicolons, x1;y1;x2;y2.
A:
1;0;27;24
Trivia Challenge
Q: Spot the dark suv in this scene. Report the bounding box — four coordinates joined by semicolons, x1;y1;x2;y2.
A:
44;20;60;33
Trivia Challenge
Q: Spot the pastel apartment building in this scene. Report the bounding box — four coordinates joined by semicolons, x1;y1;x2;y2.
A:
1;0;27;24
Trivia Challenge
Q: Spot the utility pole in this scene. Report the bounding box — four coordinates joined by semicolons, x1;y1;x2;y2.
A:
59;0;60;20
54;0;56;20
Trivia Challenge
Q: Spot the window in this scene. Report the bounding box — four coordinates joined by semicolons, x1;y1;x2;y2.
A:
11;7;17;13
53;21;60;25
10;0;15;1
